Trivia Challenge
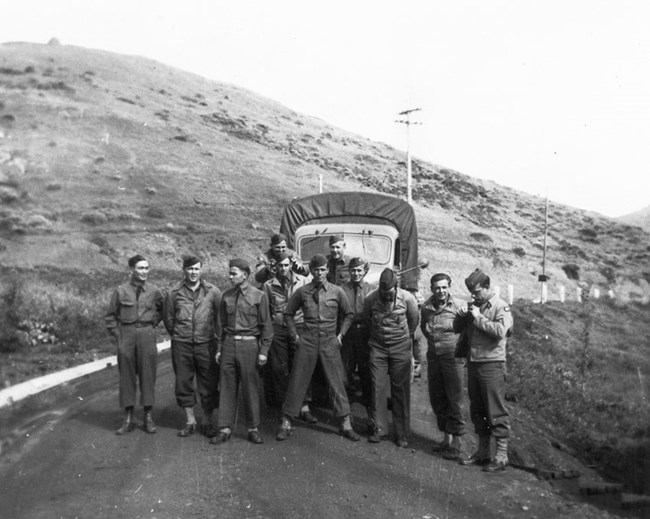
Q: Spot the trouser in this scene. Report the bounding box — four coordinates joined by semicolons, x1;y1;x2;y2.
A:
370;337;412;438
467;361;510;439
341;325;372;407
268;324;310;408
116;324;157;408
426;350;465;435
171;339;219;412
282;331;350;419
218;336;262;430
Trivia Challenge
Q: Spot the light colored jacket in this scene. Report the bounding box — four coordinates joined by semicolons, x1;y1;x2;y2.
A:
467;294;513;362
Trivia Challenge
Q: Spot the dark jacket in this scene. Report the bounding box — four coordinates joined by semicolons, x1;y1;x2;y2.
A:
420;295;462;355
163;280;221;344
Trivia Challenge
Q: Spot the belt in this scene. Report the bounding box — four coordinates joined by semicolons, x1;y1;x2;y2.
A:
124;322;152;328
351;323;367;329
232;335;258;341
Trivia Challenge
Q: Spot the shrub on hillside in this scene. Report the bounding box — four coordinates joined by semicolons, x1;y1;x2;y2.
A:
144;206;165;219
80;211;107;225
562;263;580;280
512;246;526;257
469;232;493;243
578;227;599;242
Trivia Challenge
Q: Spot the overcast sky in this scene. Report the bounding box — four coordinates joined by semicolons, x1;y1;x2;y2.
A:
3;0;649;217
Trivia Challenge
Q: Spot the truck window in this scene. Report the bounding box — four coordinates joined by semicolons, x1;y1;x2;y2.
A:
298;234;393;265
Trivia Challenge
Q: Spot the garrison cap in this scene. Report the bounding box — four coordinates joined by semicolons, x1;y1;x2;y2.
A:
182;255;202;269
270;233;287;245
379;268;398;290
309;254;328;269
465;268;489;290
229;258;250;274
329;234;345;245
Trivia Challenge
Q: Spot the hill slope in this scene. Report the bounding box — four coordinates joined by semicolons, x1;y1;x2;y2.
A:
619;204;650;233
1;42;649;302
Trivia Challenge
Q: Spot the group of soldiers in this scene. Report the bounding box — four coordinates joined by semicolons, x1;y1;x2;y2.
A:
105;232;513;472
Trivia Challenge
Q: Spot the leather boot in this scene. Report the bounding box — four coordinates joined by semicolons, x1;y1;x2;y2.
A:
144;411;157;434
116;408;135;435
483;438;508;472
459;435;491;466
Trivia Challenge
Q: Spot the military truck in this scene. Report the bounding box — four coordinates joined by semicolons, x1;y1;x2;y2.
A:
279;191;425;294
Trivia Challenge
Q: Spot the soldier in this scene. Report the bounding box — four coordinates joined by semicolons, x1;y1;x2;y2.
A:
326;235;351;286
276;254;359;442
420;273;466;460
254;232;308;285
105;254;163;435
263;252;315;422
163;256;221;438
340;257;373;428
363;268;419;447
212;259;273;445
456;269;513;472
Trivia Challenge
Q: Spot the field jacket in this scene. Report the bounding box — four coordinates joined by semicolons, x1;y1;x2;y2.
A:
454;294;513;362
163;280;221;344
363;288;419;348
105;281;163;336
263;272;308;326
420;295;462;355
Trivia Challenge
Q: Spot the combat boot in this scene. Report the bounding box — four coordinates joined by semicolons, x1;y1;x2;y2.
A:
483;438;509;472
459;435;491;466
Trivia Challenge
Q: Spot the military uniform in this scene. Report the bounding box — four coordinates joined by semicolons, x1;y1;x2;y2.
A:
420;294;466;438
254;247;307;285
461;294;513;440
341;278;373;407
282;279;353;419
217;282;273;431
326;254;351;286
164;279;221;415
105;281;163;409
264;271;309;407
363;287;419;441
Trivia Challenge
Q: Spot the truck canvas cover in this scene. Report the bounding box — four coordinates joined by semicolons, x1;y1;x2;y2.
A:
280;192;420;290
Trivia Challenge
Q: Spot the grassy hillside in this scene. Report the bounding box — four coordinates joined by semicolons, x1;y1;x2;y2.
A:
0;42;648;301
1;42;649;498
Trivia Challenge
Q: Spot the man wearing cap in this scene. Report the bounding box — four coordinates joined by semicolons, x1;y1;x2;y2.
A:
106;254;163;435
456;269;513;472
326;235;351;286
420;273;466;460
341;257;374;428
212;259;273;445
164;256;221;438
276;254;360;442
263;251;315;422
363;268;419;447
255;232;308;285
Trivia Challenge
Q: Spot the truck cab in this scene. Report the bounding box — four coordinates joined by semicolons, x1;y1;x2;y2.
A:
280;191;422;293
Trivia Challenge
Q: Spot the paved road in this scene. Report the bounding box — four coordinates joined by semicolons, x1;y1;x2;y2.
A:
0;353;588;519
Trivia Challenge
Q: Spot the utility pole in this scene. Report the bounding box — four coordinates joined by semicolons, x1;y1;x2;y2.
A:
395;108;422;205
539;195;549;303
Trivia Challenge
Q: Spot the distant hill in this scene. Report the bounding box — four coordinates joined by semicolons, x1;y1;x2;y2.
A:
1;42;649;301
618;204;650;233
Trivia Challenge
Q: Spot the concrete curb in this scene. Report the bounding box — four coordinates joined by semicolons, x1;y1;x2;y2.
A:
0;340;171;408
